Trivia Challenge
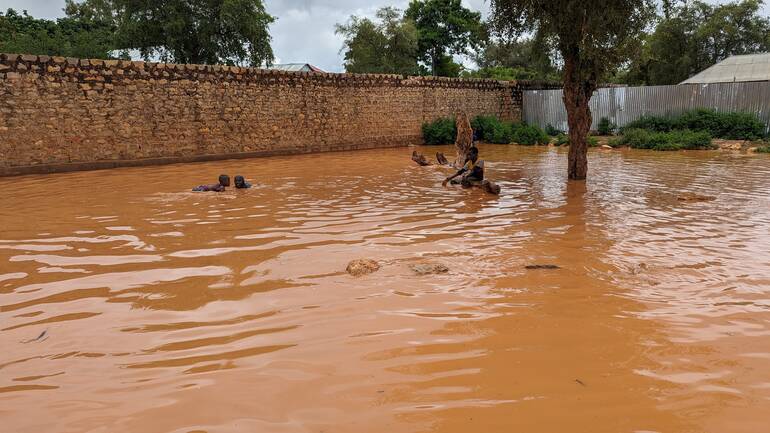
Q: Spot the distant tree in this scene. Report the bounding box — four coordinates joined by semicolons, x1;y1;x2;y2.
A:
0;8;117;58
336;7;420;75
624;0;770;85
405;0;487;76
490;0;654;180
472;36;560;81
77;0;276;66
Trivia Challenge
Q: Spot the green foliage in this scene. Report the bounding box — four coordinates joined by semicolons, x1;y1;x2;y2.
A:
406;0;486;76
471;115;513;143
0;8;117;58
422;117;457;144
623;0;770;85
107;0;275;66
462;66;540;81
615;128;715;151
545;124;564;136
469;37;561;81
555;133;569;146
597;117;616;136
336;7;420;75
623;109;766;140
755;145;770;153
587;136;600;147
511;124;550;146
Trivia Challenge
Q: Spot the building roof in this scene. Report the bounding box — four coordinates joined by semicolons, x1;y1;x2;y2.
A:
680;53;770;84
267;63;325;73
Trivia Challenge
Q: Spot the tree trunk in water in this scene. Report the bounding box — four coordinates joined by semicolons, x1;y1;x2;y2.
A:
454;112;473;167
562;55;596;181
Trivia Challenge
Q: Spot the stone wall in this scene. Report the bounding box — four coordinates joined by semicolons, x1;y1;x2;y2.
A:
0;54;523;176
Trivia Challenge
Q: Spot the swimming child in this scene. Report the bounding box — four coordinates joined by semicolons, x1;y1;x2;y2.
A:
192;174;230;192
234;175;252;189
443;146;484;187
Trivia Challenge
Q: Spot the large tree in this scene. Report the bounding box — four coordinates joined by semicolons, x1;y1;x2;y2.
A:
336;7;420;75
68;0;275;66
623;0;770;86
0;7;117;58
490;0;654;180
406;0;487;76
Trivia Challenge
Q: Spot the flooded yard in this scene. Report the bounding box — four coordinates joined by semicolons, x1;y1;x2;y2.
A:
1;145;769;433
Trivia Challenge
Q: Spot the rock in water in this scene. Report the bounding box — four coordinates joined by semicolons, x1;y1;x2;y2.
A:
482;180;501;195
347;259;380;276
454;112;473;166
410;263;449;275
411;150;431;166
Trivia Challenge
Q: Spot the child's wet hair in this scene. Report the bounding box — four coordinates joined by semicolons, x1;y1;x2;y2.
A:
218;174;231;187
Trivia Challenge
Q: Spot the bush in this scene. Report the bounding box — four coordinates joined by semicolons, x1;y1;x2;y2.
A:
511;124;550;145
597;117;616;136
587;136;600;147
545;123;564;136
615;128;714;151
755;145;770;153
623;109;766;140
554;133;569;146
422;117;456;145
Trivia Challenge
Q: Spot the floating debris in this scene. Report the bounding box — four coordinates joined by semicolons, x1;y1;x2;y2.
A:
410;263;449;275
346;259;380;276
525;264;560;270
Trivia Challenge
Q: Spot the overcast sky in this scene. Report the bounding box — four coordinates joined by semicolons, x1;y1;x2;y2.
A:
1;0;768;72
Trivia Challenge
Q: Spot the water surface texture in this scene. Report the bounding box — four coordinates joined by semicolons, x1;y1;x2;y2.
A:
1;146;769;433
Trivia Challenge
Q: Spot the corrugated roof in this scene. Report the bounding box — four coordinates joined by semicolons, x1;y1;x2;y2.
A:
680;53;770;84
267;63;325;73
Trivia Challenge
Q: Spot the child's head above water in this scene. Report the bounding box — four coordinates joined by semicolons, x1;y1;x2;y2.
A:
468;146;479;162
218;174;231;187
234;175;251;189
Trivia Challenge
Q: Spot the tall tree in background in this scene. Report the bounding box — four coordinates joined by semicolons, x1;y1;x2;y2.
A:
490;0;653;180
406;0;486;76
624;0;770;85
80;0;276;66
0;7;117;58
336;7;420;75
469;35;560;81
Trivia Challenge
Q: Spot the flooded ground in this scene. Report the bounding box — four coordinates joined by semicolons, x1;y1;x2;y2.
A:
1;145;769;433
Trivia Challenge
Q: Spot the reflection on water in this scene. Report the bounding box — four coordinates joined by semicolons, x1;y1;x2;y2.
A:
1;145;769;433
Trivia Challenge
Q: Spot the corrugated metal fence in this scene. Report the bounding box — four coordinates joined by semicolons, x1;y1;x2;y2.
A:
522;82;770;134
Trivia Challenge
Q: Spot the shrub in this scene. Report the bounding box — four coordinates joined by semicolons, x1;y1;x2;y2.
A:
554;133;569;146
471;115;498;142
511;124;550;145
623;109;765;140
597;117;616;136
623;115;675;133
615;128;714;151
755;145;770;153
608;136;624;148
587;136;600;147
545;123;564;136
422;117;456;145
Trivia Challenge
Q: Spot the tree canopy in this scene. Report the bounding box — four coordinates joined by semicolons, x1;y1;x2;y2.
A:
107;0;275;66
623;0;770;85
0;7;117;59
335;7;420;76
490;0;655;180
405;0;487;76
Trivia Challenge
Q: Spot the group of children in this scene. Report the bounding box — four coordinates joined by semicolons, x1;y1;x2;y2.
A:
193;174;252;192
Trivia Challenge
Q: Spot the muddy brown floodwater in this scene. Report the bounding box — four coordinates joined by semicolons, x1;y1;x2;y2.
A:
1;145;770;433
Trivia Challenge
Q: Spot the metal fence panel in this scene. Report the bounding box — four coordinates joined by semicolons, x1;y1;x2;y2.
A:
522;82;770;134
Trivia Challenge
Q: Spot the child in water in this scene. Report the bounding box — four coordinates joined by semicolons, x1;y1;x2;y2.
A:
443;146;484;188
234;175;252;189
193;174;230;192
